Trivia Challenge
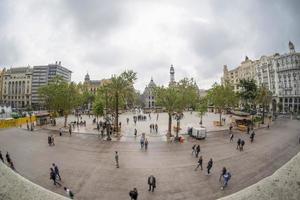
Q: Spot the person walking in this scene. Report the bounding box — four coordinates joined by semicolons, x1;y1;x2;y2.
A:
221;172;232;190
69;125;72;136
195;156;203;171
155;124;158;133
52;163;61;181
0;151;4;163
134;128;137;138
64;187;74;199
129;188;138;200
247;126;250;134
237;138;241;150
230;133;234;142
196;145;200;158
207;158;213;175
59;128;62;136
48;136;52;146
51;135;55;146
219;167;227;182
50;168;61;186
240;140;245;151
6;152;11;164
145;139;149;150
115;151;119;168
140;137;144;149
147;175;156;192
191;144;196;155
250;131;255;143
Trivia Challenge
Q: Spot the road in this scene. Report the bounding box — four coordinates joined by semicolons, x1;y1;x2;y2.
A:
0;119;299;200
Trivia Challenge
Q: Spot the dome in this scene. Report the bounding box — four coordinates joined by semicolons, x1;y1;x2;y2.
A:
84;73;90;82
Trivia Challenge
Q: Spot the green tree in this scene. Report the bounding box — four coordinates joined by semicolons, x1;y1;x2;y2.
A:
238;79;258;111
196;97;208;125
39;76;80;127
207;83;237;125
155;78;199;138
256;85;273;124
93;100;104;122
95;70;137;136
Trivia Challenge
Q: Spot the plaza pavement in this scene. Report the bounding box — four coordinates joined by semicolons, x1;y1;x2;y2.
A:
42;112;233;141
0;117;299;199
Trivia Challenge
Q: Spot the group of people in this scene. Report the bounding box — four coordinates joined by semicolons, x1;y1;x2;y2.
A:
0;150;15;170
49;163;74;199
140;136;149;150
191;144;214;175
192;144;201;157
129;175;156;200
149;124;158;133
26;120;34;131
48;135;55;146
236;138;245;151
219;167;232;190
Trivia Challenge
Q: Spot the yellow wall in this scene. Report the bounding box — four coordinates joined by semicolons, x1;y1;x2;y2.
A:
0;116;36;129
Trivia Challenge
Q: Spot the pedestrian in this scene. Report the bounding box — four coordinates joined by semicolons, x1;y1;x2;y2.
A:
26;121;30;131
129;188;138;200
9;160;15;170
149;124;152;133
145;138;149;150
147;175;156;192
50;168;61;186
156;113;159;121
134;128;137;138
207;158;213;175
127;118;129;124
240;140;245;151
51;135;55;146
196;145;200;157
48;136;52;146
247;126;250;134
191;144;196;155
52;163;61;181
0;151;4;163
6;152;11;164
64;187;74;199
229;124;233;133
219;167;227;182
250;131;255;143
230;133;234;142
155;124;158;133
115;151;119;168
195;156;203;171
221;172;232;190
59;128;62;136
69;125;72;136
237;138;241;150
140;137;144;149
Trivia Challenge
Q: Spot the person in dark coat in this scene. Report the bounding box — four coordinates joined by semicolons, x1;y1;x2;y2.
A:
6;152;11;164
52;163;61;181
48;136;52;146
237;138;241;150
0;151;4;162
191;144;196;155
230;133;234;142
50;168;61;186
250;131;255;143
207;158;213;175
195;156;203;171
129;188;138;200
148;175;156;192
240;140;245;151
196;145;200;157
219;167;227;182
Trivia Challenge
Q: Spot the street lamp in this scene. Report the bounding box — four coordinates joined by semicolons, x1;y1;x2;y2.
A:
174;112;183;141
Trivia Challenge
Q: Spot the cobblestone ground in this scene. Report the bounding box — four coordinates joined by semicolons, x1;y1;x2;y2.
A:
0;118;299;200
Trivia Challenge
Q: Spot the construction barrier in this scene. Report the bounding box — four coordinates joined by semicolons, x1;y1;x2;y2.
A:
0;116;36;129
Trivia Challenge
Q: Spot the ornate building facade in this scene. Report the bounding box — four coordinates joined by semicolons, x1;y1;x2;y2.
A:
142;78;156;109
2;67;33;109
221;41;300;113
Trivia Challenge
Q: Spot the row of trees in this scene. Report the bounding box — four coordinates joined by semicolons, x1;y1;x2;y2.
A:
39;72;272;137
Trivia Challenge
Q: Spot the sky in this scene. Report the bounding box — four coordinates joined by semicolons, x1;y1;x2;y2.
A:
0;0;299;92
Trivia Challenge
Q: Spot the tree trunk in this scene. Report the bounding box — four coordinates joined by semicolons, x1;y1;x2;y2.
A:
168;113;172;138
64;113;68;127
115;92;119;135
219;109;222;126
200;115;203;125
176;119;180;139
262;103;265;124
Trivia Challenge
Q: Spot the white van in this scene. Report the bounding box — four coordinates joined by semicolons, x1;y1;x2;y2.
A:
187;127;207;139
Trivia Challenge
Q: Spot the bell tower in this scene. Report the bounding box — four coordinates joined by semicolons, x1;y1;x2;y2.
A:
170;64;175;84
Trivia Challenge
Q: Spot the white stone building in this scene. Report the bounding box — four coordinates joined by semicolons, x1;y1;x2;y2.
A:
142;78;156;109
222;41;300;113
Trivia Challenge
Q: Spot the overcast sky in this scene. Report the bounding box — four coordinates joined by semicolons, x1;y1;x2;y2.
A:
0;0;299;91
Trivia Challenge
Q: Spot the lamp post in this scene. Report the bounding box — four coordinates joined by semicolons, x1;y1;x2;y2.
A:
174;112;183;141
